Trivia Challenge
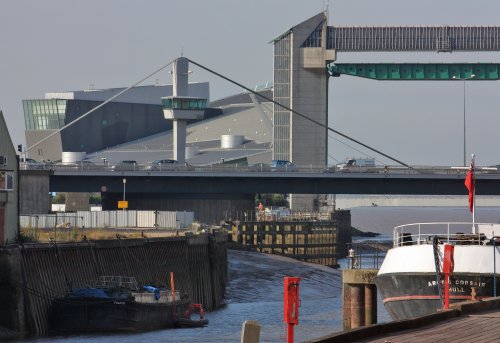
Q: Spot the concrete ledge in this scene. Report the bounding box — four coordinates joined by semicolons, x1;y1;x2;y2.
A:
450;296;500;314
342;269;378;284
306;309;460;343
308;295;500;342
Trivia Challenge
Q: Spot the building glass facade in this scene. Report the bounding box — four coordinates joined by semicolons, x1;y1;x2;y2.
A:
302;22;323;48
23;99;67;130
273;32;291;161
161;97;207;110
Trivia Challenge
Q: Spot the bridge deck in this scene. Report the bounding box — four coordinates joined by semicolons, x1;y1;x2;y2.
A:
327;26;500;52
329;63;500;80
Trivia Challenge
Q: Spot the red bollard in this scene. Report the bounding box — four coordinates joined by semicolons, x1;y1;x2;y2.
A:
284;277;300;343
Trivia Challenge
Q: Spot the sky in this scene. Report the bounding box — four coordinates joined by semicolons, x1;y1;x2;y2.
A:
1;0;500;166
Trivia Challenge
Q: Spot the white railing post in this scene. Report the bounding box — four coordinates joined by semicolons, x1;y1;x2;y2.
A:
447;223;450;243
418;224;421;245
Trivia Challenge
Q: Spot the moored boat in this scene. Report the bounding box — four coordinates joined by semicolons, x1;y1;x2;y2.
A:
376;155;500;320
50;276;193;333
174;303;209;328
375;222;500;320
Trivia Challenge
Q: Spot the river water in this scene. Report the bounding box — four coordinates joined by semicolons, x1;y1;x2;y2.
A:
20;206;500;343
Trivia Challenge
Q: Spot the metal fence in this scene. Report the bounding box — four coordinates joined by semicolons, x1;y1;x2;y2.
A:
20;210;194;230
346;242;388;270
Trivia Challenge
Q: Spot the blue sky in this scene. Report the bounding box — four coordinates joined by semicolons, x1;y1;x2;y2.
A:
1;0;500;166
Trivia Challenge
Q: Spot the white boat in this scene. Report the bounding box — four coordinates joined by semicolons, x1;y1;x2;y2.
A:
375;155;500;320
375;222;500;320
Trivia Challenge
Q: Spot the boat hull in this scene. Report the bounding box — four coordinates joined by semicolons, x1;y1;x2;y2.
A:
375;272;496;320
50;297;191;333
174;318;209;328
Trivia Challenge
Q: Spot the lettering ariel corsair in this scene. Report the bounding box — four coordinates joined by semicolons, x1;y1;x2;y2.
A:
375;156;500;320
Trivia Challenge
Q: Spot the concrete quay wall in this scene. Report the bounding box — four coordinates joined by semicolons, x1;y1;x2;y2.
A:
0;232;227;338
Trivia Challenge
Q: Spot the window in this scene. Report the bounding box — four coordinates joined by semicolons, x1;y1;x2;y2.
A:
162;97;207;110
0;171;14;191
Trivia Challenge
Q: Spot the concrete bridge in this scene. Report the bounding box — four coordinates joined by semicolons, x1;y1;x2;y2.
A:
19;166;500;224
44;168;500;196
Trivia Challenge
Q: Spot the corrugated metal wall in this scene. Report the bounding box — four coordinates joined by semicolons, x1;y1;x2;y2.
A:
8;233;227;337
19;210;194;229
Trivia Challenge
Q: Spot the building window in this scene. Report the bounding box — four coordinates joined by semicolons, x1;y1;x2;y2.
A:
162;97;207;110
302;22;323;48
0;172;14;191
22;99;67;130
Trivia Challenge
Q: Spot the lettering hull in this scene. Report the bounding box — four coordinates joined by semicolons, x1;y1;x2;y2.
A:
50;297;191;333
375;272;496;321
374;228;500;322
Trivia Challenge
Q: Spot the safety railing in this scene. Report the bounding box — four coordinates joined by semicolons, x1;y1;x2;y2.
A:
392;222;498;247
20;161;500;175
346;242;388;269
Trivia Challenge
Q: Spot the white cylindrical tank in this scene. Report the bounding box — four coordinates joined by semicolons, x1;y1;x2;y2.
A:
221;135;244;149
185;146;199;159
61;152;86;163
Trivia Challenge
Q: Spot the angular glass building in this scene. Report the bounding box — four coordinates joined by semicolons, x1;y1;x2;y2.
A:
22;84;212;162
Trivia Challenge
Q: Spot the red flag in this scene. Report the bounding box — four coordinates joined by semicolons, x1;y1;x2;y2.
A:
464;163;474;212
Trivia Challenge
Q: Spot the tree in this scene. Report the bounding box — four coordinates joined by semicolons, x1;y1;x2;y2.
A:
52;193;66;204
89;192;101;204
255;193;289;207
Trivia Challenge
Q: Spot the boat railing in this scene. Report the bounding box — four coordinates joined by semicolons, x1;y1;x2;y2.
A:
95;276;139;290
393;222;500;247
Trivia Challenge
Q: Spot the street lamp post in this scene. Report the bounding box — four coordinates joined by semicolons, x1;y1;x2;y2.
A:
453;74;475;166
122;178;126;211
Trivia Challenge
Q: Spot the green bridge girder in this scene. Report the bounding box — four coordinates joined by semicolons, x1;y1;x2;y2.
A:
327;63;500;80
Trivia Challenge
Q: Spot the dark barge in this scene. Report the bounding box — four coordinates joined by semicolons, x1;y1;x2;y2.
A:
50;276;191;333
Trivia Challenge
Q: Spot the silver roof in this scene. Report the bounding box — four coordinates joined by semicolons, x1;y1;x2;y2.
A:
86;93;273;166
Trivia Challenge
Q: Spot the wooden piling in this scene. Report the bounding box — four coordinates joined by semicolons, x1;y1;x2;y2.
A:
364;284;377;326
350;284;365;328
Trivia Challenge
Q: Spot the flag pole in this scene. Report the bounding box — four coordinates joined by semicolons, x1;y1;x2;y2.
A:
472;154;476;234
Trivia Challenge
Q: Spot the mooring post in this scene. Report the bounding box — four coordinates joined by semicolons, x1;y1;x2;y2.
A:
342;269;378;330
241;320;261;343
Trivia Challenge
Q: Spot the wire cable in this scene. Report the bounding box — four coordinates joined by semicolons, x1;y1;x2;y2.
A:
188;58;413;169
328;133;386;165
